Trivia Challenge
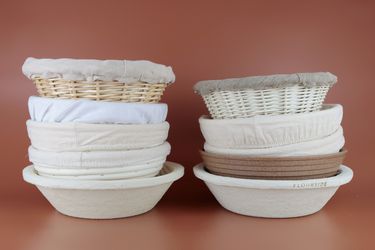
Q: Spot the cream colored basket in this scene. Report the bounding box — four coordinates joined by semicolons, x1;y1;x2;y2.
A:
194;72;337;119
23;58;175;103
32;78;167;103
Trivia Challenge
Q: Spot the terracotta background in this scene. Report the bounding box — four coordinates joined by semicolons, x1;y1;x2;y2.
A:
1;0;375;249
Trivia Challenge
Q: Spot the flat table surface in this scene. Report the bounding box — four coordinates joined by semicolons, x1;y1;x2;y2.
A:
1;187;374;250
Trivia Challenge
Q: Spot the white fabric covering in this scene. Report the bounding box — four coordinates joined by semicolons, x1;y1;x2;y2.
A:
204;127;344;157
199;104;342;149
34;158;165;175
37;168;159;180
35;160;164;180
28;96;168;124
22;57;175;84
28;142;171;169
27;120;169;152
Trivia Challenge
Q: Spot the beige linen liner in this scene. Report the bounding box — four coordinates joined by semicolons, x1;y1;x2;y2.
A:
37;166;162;180
22;58;175;84
199;104;342;149
28;142;171;169
204;126;344;157
201;150;346;180
194;72;337;95
27;120;169;152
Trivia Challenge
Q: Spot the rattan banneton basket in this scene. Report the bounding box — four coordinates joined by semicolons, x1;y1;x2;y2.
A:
194;72;337;119
23;58;175;103
32;77;168;103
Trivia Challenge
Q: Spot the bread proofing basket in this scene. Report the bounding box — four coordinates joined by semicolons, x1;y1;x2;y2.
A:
23;162;184;219
201;149;347;180
193;163;352;218
22;58;175;103
194;72;337;119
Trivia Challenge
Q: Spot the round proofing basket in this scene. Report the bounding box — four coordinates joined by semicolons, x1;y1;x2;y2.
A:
32;77;168;103
199;104;342;149
193;163;353;218
201;149;347;180
23;162;184;219
202;85;330;119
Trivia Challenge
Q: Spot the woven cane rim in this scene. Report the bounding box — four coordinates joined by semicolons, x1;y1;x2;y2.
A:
202;85;331;119
32;77;168;103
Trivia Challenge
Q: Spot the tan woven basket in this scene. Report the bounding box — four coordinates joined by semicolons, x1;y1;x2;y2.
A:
33;77;168;103
202;85;330;119
201;149;346;180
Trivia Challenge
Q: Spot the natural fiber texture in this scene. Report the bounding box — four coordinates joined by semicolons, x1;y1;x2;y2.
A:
199;104;342;149
27;120;169;152
32;77;167;103
205;170;338;180
194;72;337;95
22;58;175;84
204;126;345;157
202;85;330;119
29;96;168;124
201;150;346;180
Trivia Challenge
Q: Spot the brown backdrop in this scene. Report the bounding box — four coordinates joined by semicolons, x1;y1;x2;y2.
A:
0;0;375;248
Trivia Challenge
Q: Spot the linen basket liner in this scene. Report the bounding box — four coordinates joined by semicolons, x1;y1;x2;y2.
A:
29;96;168;124
22;57;175;84
199;104;342;149
27;120;169;152
33;157;166;174
28;142;171;169
37;166;162;180
194;72;337;95
204;127;344;157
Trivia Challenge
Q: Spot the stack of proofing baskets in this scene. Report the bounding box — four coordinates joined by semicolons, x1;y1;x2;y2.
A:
22;58;184;219
193;72;353;218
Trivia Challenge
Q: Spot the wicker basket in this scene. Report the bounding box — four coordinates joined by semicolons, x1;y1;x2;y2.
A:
201;149;346;180
32;77;168;103
202;85;330;119
194;72;336;119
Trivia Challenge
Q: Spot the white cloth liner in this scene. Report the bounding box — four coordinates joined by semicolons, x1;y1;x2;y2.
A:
28;142;171;169
199;104;343;149
204;127;344;157
22;57;175;84
37;166;161;180
33;157;165;174
29;96;168;124
27;120;169;152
